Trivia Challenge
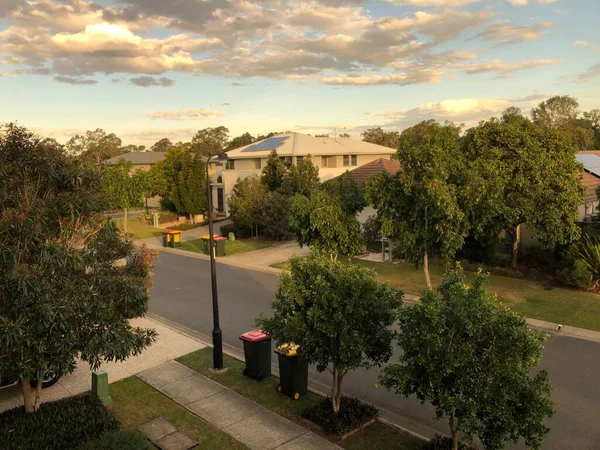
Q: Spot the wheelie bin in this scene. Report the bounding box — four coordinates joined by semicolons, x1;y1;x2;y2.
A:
239;330;271;381
214;236;227;257
169;230;182;248
201;234;219;254
275;343;308;400
162;230;172;247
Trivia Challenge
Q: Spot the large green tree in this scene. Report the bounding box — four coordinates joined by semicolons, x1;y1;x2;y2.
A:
461;116;584;266
102;160;149;234
170;153;207;220
380;265;553;450
228;174;266;237
261;150;287;192
257;252;403;413
226;132;255;151
366;120;468;288
325;171;367;216
0;124;156;413
361;127;400;149
65;129;123;169
280;155;321;198
191;126;230;156
150;138;172;152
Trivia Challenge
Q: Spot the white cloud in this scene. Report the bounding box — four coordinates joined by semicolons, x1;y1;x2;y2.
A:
573;40;599;52
573;63;600;84
321;68;442;85
386;0;480;5
508;0;528;5
146;109;224;120
474;21;554;46
463;59;559;77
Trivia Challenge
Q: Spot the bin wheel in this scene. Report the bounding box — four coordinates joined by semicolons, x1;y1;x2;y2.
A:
257;374;264;381
276;384;282;393
293;392;300;400
243;369;248;376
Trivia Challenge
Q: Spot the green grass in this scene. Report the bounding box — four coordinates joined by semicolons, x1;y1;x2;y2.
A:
177;349;424;449
113;218;162;240
339;421;425;450
110;376;248;450
270;257;600;332
176;348;321;421
179;239;272;257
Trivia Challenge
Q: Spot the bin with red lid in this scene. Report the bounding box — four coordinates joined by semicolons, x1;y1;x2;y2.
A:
239;329;271;381
214;236;227;257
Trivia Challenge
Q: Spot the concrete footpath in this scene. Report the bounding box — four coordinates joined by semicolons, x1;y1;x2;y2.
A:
139;361;341;450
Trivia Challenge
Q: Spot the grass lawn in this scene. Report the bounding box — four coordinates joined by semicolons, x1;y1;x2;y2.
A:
179;239;272;257
270;257;600;332
177;348;424;449
110;376;248;450
113;217;162;240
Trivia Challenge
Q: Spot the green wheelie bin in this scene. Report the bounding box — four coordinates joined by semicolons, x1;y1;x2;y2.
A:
240;330;271;381
275;343;308;400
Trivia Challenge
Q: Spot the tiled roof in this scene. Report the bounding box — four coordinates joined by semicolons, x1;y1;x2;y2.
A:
338;158;401;185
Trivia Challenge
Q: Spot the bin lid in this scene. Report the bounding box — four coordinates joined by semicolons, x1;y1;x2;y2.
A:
214;237;227;241
275;343;299;356
168;229;181;234
163;229;173;233
240;329;269;342
202;234;220;239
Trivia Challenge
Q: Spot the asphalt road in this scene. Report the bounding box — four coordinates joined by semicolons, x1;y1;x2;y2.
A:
149;251;600;449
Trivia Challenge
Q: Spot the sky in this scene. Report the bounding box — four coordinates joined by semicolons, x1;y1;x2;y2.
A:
0;0;599;147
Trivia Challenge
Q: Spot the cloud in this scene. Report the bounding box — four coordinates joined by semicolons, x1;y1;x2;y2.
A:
385;0;480;5
573;40;599;52
146;109;223;120
130;76;174;87
321;68;442;85
508;0;528;5
463;59;559;77
573;63;600;83
474;21;554;46
53;75;97;84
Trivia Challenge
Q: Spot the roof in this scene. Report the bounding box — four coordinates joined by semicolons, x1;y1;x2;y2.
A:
104;152;166;165
577;151;600;202
333;158;401;185
226;133;396;159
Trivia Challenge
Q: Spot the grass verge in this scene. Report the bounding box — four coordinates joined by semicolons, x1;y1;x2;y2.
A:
270;256;600;331
179;239;272;257
110;376;248;450
177;348;424;449
113;218;162;240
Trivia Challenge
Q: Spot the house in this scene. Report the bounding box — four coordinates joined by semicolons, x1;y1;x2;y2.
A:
576;151;600;222
104;151;166;171
220;133;396;215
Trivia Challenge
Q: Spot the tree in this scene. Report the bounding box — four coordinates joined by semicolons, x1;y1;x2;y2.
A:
314;134;330;138
366;121;468;288
0;124;156;413
531;95;579;129
191;126;230;156
65;129;123;169
280;155;321;197
583;109;600;149
259;191;290;240
257;252;403;413
339;132;350;138
501;106;523;122
261;150;287;192
325;171;367;216
151;138;172;152
361;127;400;149
228;174;266;237
461;116;584;266
380;265;553;450
170;153;207;221
256;131;282;141
226;132;255;151
289;190;362;259
102;160;149;234
120;144;145;153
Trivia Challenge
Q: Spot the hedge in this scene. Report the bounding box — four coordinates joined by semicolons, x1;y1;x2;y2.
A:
77;430;155;450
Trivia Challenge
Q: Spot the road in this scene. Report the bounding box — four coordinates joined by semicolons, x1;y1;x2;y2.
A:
149;251;600;449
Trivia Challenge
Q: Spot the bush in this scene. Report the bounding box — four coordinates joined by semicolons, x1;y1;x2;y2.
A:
425;434;478;450
77;430;155;450
301;397;378;436
0;394;119;450
219;223;235;236
259;191;290;240
556;259;591;290
158;212;178;224
362;215;381;246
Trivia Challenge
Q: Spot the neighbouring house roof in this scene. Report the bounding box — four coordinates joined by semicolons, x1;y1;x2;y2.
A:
104;152;166;165
225;132;396;159
332;158;401;185
577;151;600;203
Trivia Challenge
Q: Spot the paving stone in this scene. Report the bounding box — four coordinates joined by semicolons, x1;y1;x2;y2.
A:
139;417;177;441
137;361;197;387
225;410;305;450
276;433;341;450
155;431;198;450
160;373;225;405
187;390;264;428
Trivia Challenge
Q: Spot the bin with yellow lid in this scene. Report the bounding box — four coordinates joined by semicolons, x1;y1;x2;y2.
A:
168;230;182;248
275;343;308;400
201;234;219;254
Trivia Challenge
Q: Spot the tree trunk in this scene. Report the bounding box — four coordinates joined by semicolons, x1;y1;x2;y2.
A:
335;371;343;413
449;414;458;450
123;207;128;234
331;367;340;413
34;377;43;411
511;224;521;268
423;251;432;289
21;378;33;413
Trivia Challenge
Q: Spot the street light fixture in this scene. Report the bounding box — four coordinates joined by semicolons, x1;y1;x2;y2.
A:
206;151;228;370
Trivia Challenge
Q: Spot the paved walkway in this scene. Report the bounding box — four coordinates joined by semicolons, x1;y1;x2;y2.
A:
138;361;341;450
0;317;204;412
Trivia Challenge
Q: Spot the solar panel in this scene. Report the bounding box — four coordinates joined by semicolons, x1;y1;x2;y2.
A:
242;136;289;152
576;154;600;178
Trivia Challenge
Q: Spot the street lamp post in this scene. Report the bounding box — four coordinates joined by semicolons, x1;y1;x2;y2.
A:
206;152;228;370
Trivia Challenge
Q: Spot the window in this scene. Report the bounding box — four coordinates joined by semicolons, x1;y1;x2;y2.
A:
343;155;357;167
279;156;292;167
226;160;235;170
254;158;262;169
351;155;357;166
296;156;304;165
321;156;328;167
343;155;350;167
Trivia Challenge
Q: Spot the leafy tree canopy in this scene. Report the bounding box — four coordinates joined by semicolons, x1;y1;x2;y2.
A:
191;126;230;156
380;265;553;450
325;170;367;216
228;174;266;237
65;128;123;168
150;138;172;152
280;155;320;197
361;127;400;149
226;132;255;151
261;150;288;192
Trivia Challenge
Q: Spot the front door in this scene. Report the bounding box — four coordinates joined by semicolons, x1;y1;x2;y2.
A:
217;187;224;213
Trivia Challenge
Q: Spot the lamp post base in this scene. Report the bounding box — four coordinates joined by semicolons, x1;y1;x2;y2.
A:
212;328;224;370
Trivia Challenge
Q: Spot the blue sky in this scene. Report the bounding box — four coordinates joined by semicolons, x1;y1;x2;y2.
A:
0;0;598;146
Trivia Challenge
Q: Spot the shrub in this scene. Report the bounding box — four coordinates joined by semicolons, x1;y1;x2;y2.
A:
0;394;119;450
362;215;381;246
158;212;178;224
426;435;478;450
259;191;290;240
556;259;591;290
301;397;378;436
77;430;155;450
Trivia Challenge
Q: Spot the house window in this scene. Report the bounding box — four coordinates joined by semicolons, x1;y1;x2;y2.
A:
321;156;328;167
279;156;292;167
296;156;304;165
343;155;350;167
254;158;262;169
226;160;235;170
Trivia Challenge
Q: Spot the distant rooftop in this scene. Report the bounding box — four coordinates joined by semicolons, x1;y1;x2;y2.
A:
330;158;401;185
104;152;166;165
